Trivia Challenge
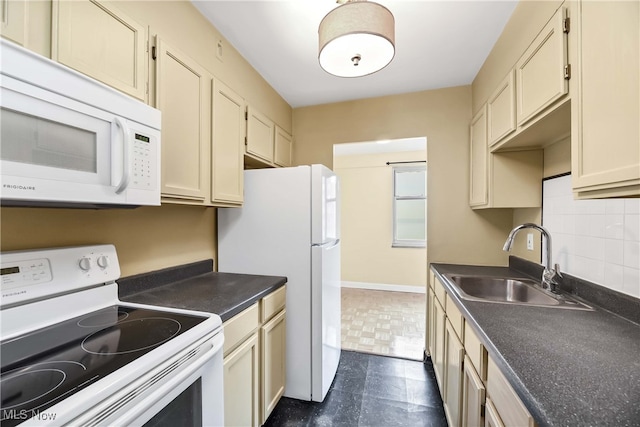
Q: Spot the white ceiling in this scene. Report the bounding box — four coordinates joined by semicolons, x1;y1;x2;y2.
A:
192;0;518;108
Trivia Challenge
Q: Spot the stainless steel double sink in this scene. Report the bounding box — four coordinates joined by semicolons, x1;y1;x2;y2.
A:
444;274;593;310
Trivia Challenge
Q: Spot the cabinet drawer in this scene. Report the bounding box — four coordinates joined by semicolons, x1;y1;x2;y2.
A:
223;303;260;356
487;357;535;427
445;294;464;341
434;276;446;306
261;286;286;323
464;323;487;381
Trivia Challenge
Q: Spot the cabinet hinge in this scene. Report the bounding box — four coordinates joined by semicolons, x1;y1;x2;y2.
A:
563;17;570;34
480;403;486;419
244;136;248;146
151;46;157;61
245;111;248;120
564;64;571;80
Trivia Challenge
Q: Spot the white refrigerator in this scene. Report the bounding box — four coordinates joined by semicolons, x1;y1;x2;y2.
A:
217;164;341;403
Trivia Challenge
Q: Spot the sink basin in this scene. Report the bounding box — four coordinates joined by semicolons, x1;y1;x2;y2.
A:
444;274;593;310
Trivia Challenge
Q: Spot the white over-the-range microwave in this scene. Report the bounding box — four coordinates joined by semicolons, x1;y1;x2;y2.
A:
0;39;161;208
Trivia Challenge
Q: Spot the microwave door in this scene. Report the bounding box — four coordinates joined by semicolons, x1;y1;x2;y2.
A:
0;83;126;205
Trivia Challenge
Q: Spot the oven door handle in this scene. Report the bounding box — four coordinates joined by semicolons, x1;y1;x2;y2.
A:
103;333;225;427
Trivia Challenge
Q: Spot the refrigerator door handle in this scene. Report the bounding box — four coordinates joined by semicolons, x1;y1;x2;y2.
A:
311;239;340;249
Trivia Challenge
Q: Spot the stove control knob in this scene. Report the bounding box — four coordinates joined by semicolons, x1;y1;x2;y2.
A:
97;256;109;269
79;257;92;271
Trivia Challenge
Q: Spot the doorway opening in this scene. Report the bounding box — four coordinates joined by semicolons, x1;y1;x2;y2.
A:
333;137;427;360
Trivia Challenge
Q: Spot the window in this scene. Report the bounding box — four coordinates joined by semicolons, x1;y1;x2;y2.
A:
392;166;426;248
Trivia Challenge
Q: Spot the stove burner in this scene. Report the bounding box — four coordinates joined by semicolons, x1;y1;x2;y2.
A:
81;318;182;355
0;369;66;411
78;307;129;328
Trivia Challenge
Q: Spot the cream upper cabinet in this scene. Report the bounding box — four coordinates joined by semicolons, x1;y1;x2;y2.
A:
470;107;542;209
52;0;147;101
246;106;275;164
571;0;640;198
1;0;26;46
515;7;569;126
212;78;245;205
469;106;488;207
274;126;293;167
487;70;516;147
156;37;211;203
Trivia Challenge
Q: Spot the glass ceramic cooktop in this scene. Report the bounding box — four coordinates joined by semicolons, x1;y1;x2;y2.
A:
0;305;206;426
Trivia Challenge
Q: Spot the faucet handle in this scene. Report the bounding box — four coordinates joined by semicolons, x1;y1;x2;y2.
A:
553;263;562;277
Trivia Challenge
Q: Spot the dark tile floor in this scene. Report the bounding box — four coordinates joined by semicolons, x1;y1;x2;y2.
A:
263;350;447;427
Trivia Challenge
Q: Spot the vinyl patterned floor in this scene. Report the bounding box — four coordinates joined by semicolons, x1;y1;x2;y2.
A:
341;288;426;360
263;351;447;427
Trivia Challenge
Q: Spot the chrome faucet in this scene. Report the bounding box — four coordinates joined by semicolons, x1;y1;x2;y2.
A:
503;223;562;293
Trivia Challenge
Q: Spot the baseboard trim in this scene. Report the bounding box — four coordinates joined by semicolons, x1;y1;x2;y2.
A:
341;281;426;294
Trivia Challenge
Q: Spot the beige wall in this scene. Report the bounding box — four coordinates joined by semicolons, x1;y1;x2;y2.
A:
1;0;292;278
293;86;514;268
334;150;426;288
0;205;215;277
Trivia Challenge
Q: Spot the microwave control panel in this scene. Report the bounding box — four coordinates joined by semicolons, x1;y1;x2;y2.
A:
131;132;157;190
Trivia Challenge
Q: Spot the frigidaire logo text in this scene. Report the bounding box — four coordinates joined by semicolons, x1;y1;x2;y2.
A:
3;184;36;191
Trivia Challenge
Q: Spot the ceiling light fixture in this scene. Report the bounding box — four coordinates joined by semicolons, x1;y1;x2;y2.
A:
318;0;395;78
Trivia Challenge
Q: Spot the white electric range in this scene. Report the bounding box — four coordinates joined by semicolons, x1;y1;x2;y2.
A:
0;245;224;426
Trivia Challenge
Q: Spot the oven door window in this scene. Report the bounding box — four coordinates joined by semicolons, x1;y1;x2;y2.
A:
143;378;203;427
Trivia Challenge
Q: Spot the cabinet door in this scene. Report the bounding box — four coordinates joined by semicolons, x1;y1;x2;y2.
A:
427;286;436;358
443;319;464;427
261;309;286;424
484;397;505;427
212;78;244;204
0;0;26;45
156;38;211;202
246;106;274;163
515;7;568;126
572;0;640;197
462;355;486;427
224;332;260;427
487;357;535;427
53;0;147;101
274;126;292;167
469;106;488;207
432;297;446;396
487;70;516;147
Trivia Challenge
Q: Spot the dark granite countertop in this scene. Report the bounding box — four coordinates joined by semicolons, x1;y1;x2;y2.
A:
430;262;640;427
118;260;287;322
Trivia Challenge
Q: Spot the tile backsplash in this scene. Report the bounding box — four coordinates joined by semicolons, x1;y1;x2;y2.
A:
542;175;640;298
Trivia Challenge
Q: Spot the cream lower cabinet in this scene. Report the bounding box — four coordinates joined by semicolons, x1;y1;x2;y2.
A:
52;0;147;101
429;270;535;427
223;303;261;427
261;309;286;423
223;287;286;427
571;0;640;198
155;37;211;204
259;286;286;424
211;78;245;205
443;319;464;427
